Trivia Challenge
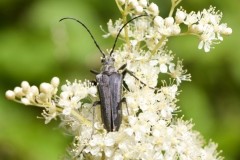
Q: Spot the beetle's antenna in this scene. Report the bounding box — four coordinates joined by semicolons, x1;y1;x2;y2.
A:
59;17;105;58
109;15;148;56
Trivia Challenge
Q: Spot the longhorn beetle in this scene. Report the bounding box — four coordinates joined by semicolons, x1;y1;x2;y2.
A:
59;15;147;132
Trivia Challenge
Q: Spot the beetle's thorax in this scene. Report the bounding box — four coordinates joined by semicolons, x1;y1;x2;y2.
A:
101;56;116;73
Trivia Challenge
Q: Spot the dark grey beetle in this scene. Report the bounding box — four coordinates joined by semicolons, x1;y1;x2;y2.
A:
60;15;146;132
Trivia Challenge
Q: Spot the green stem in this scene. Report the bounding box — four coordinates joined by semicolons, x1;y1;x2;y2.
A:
71;110;92;127
152;36;167;54
14;99;92;127
115;0;124;13
169;0;182;17
177;32;200;38
123;0;130;48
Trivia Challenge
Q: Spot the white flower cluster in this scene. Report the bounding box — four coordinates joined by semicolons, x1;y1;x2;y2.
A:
6;0;231;159
176;6;232;52
109;0;232;53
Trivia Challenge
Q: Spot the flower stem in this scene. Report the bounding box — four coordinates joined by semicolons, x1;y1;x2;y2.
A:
169;0;182;17
115;0;124;13
122;0;131;48
71;110;92;127
152;36;167;54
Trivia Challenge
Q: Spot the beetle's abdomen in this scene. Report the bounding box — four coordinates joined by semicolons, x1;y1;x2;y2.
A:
96;72;122;132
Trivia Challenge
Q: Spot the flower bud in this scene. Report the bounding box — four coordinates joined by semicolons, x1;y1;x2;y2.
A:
175;10;186;23
30;85;39;96
21;81;30;93
129;0;138;8
139;0;147;7
5;90;15;100
165;17;174;26
14;87;23;98
222;27;232;35
51;77;60;88
135;5;143;14
21;98;30;105
154;16;164;26
40;83;54;94
148;3;159;16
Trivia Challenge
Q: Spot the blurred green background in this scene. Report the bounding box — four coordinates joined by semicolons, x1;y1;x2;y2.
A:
0;0;239;159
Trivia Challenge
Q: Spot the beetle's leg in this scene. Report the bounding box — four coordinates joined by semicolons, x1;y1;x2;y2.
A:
90;69;99;75
122;69;155;89
122;69;146;86
118;63;127;71
120;97;129;115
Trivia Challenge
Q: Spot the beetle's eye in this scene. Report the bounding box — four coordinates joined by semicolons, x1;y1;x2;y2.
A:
101;59;105;63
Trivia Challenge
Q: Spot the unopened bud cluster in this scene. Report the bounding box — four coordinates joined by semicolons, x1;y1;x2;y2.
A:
6;77;59;106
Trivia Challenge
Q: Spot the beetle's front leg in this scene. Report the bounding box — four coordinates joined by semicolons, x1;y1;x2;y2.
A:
90;69;99;75
122;67;155;89
118;63;145;84
122;69;148;87
118;63;127;71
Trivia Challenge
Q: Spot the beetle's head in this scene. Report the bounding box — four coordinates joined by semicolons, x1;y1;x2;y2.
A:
101;56;115;72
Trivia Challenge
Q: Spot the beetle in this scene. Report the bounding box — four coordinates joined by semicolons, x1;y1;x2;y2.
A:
60;15;147;132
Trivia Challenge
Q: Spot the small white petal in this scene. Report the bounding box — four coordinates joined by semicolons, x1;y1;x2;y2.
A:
124;128;134;136
198;40;204;50
128;116;137;126
160;64;168;73
105;148;113;157
88;86;97;97
62;107;71;115
104;137;115;146
204;42;211;52
150;60;158;66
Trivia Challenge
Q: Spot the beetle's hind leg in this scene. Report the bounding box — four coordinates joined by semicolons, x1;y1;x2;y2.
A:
120;97;129;115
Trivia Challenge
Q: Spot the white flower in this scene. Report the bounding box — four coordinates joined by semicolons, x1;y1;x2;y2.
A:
175;9;187;23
